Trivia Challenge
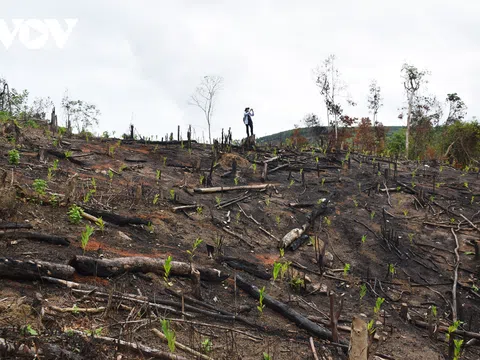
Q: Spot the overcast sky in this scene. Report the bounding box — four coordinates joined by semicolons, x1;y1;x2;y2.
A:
1;0;478;141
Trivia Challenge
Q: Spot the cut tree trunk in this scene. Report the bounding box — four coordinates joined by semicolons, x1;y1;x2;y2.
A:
194;184;271;194
83;208;150;226
0;258;75;280
70;256;229;282
0;231;70;246
280;201;329;249
236;275;341;343
348;316;368;360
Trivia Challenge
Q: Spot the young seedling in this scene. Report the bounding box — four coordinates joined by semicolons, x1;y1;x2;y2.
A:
272;261;282;282
275;215;281;226
64;151;72;159
323;217;331;227
8;149;20;165
153;194;160;205
161;319;176;353
186;238;203;262
163;255;173;285
33;179;47;196
403;209;409;217
279;247;285;258
370;211;376;220
215;196;221;206
108;170;114;181
321;178;325;187
280;261;290;280
235;211;240;224
52;159;59;171
95;217;105;233
257;286;266;314
68;205;83;224
407;233;414;244
388;263;396;277
289;276;304;293
359;284;367;300
373;297;385;315
252;163;257;173
361;234;367;243
81;225;94;254
22;324;38;336
471;196;475;205
196;206;203;215
163;157;167;166
156;170;161;182
234;177;239;185
169;189;175;201
446;320;461;341
108;145;115;157
343;263;351;276
288;179;294;188
201;338;212;354
265;198;270;207
453;339;464;360
353;198;358;207
263;353;272;360
367;319;376;334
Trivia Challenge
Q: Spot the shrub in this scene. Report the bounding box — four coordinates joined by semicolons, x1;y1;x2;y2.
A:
8;149;20;165
32;179;47;196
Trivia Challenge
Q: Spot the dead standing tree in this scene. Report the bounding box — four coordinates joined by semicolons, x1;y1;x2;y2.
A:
189;75;224;145
314;54;355;146
401;63;428;158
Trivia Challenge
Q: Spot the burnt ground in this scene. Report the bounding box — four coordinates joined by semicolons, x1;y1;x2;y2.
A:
0;125;479;360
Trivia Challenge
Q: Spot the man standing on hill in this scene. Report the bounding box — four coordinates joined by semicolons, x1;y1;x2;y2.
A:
243;107;254;137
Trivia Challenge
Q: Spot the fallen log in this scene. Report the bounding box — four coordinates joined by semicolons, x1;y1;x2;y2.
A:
289;202;315;208
0;222;33;230
412;319;480;341
269;163;289;174
83;208;150;226
0;231;70;246
124;158;148;163
0;258;75;280
67;329;188;360
194;184;271;194
219;256;271;280
0;339;85;360
236;274;340;343
280;201;329;249
69;255;229;282
46;149;86;166
172;204;198;213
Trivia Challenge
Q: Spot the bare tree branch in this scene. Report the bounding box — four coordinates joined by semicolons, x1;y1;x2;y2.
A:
189;75;224;144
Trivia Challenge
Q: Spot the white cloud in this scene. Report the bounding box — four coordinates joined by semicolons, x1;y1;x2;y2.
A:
1;0;479;140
